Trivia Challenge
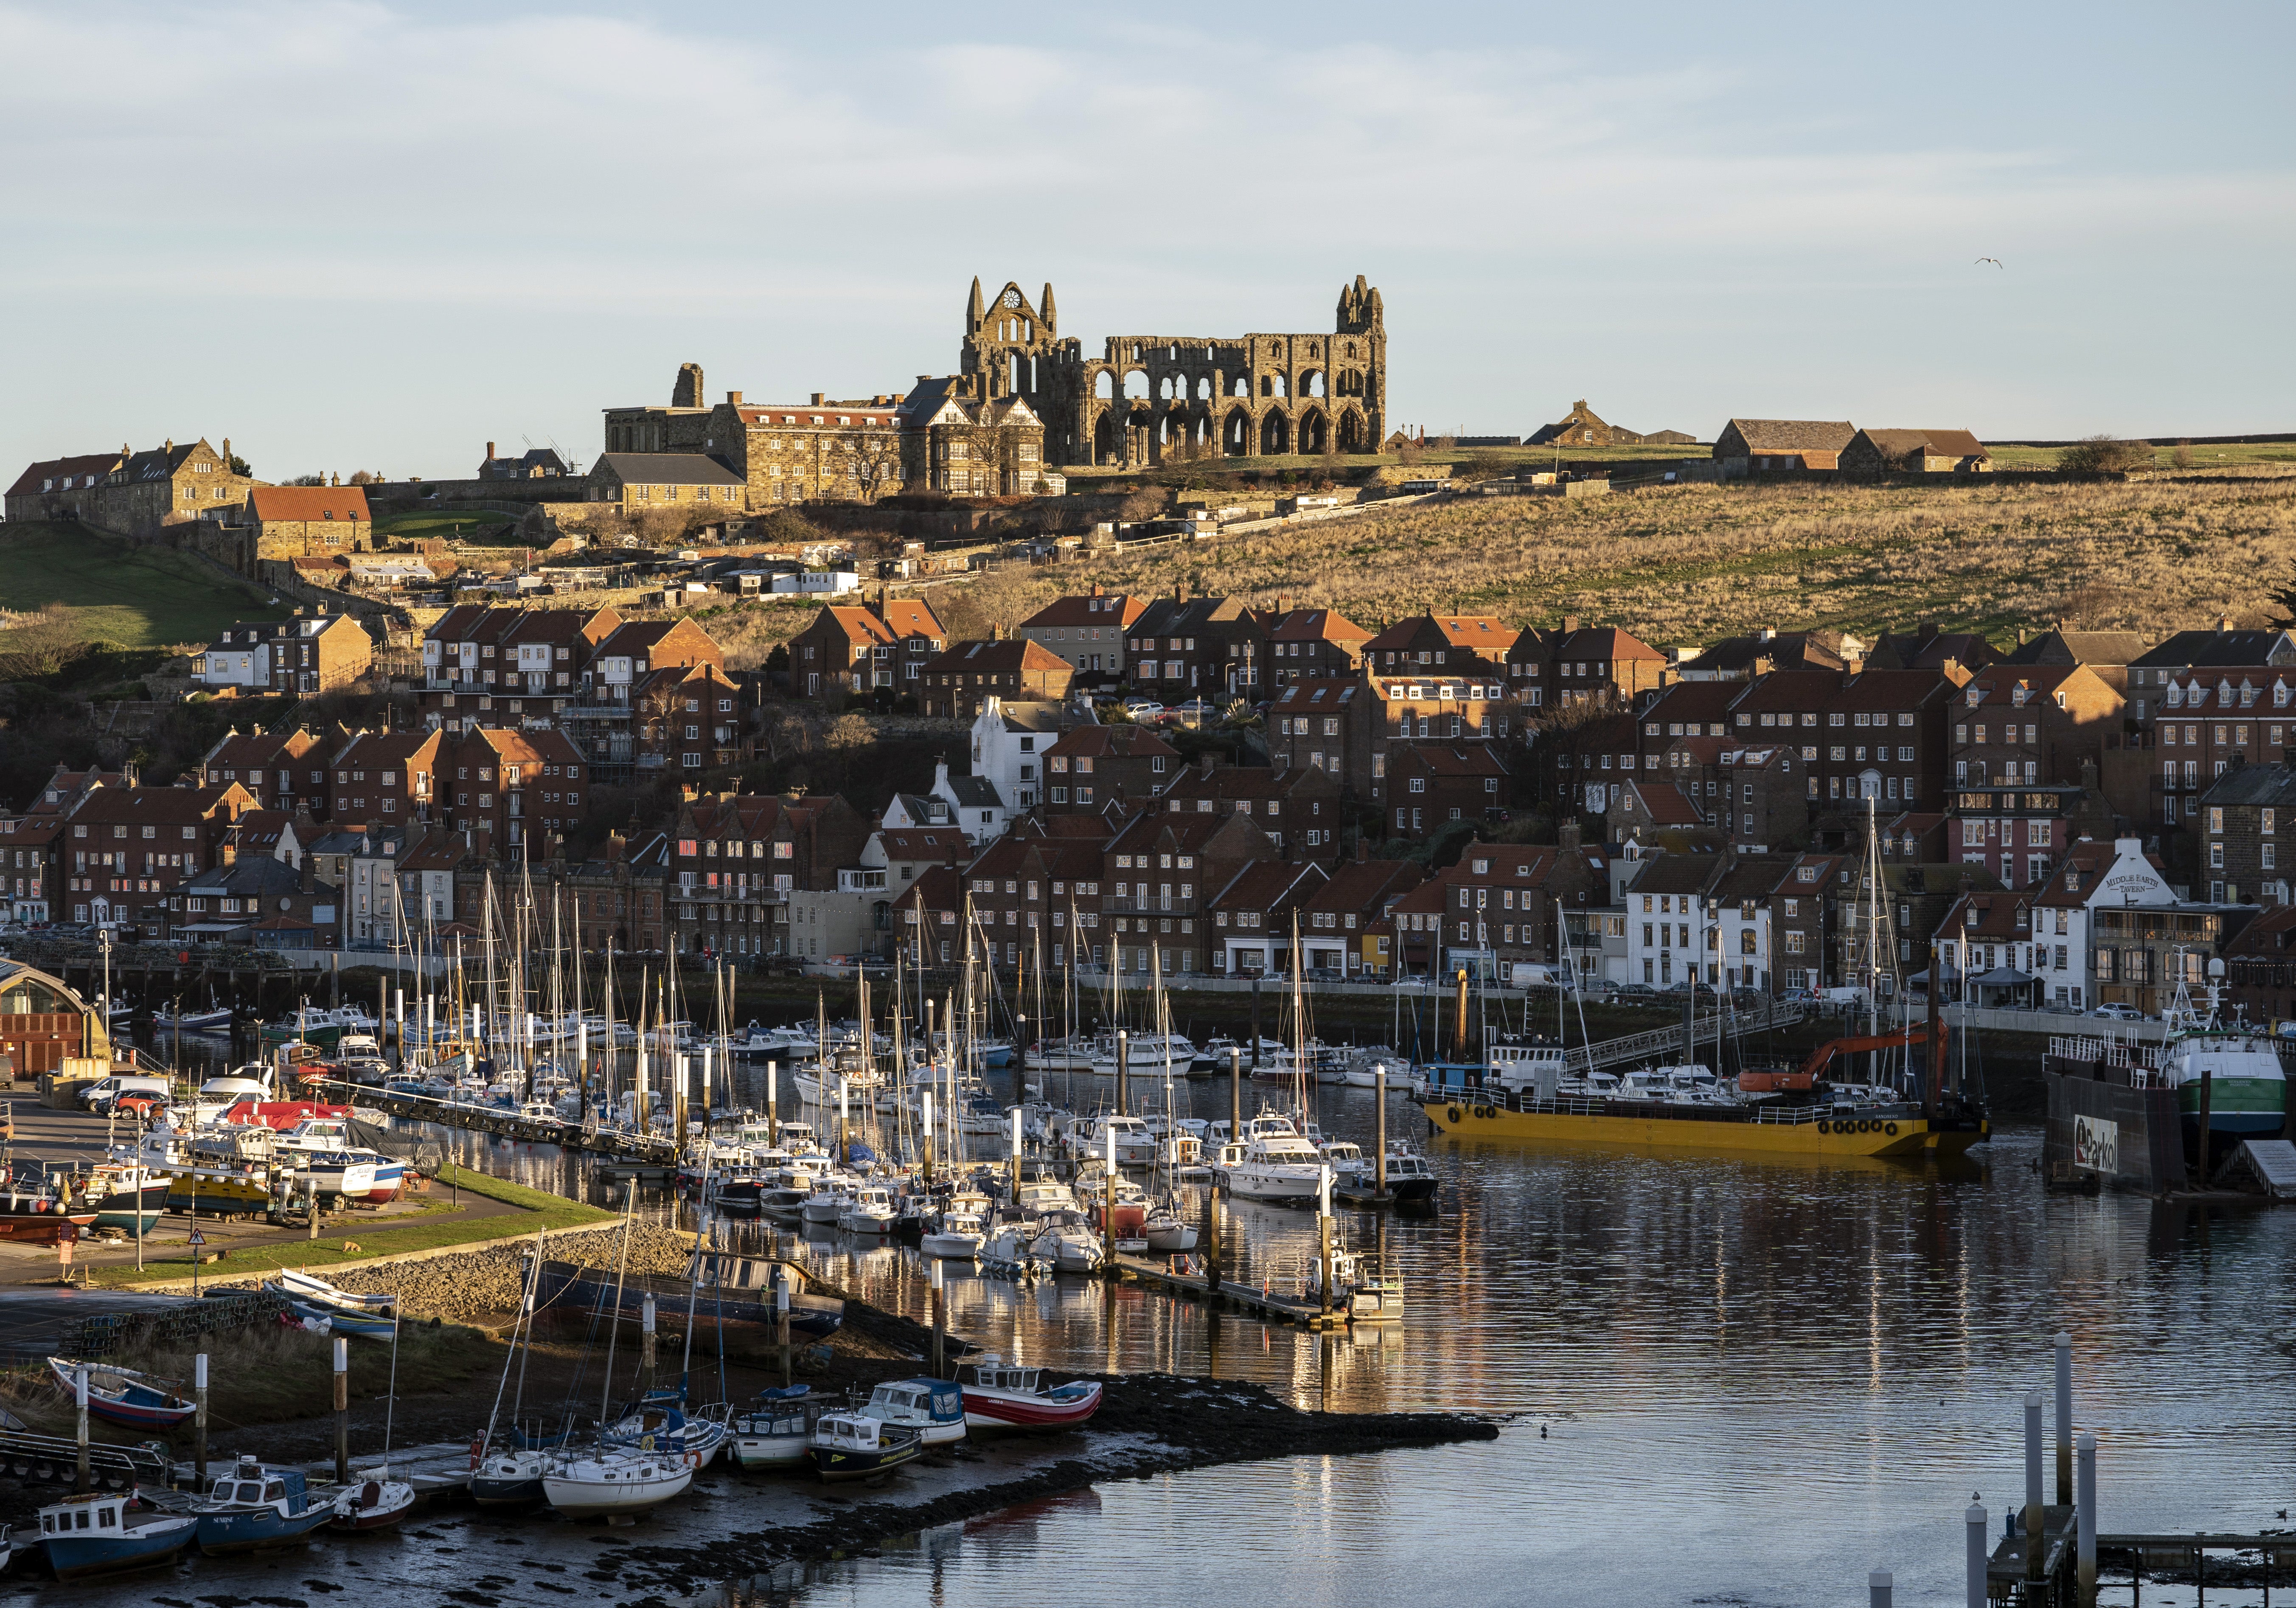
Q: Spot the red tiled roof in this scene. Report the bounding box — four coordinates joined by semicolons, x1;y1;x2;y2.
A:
250;486;371;523
1021;593;1147;630
1270;608;1371;644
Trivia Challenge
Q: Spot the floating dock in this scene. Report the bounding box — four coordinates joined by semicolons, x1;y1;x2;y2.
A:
312;1079;678;1164
1107;1252;1347;1330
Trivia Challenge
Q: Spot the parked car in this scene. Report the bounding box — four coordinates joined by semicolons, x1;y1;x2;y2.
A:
1610;981;1659;1001
2090;1003;2145;1021
1166;698;1218;721
1304;966;1345;983
1122;698;1165;718
1775;986;1819;1006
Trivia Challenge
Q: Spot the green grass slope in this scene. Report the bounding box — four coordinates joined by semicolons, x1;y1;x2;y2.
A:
0;521;284;649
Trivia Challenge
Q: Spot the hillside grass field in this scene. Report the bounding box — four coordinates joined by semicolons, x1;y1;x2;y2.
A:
373;507;519;545
0;521;283;649
954;471;2296;649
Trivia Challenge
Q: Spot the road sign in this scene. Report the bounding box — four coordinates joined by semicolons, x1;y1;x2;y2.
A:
188;1229;206;1247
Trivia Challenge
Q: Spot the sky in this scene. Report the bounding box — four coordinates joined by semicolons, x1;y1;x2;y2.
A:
4;0;2291;481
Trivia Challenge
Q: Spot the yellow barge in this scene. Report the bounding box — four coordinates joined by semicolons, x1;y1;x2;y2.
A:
1420;1095;1988;1160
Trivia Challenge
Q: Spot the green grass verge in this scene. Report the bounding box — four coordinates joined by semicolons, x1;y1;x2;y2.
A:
89;1165;614;1288
0;523;283;649
373;508;520;544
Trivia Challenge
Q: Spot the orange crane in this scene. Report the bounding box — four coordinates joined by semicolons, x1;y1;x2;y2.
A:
1739;1025;1931;1094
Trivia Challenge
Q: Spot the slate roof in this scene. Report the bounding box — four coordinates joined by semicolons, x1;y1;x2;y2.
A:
1722;419;1858;452
595;453;745;486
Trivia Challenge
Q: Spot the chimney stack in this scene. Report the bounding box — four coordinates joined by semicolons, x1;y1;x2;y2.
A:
727;390;744;405
486;441;497;462
1558;818;1583;852
811;393;826;405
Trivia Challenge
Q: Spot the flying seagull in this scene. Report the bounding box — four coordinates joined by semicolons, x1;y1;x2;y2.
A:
1976;258;2003;267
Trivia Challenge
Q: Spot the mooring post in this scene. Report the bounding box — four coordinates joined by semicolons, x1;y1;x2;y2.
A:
1317;1164;1333;1318
333;1336;350;1485
923;1090;935;1183
2025;1391;2045;1579
2055;1330;2074;1504
74;1363;90;1493
2076;1432;2098;1605
1115;1028;1129;1116
2196;1067;2215;1184
1868;1569;1892;1608
930;1255;946;1377
766;1060;778;1147
776;1276;792;1388
1203;1186;1221;1293
639;1294;657;1396
1375;1062;1388;1198
1228;1046;1242;1134
194;1352;209;1485
1965;1504;1988;1608
1009;1106;1022;1201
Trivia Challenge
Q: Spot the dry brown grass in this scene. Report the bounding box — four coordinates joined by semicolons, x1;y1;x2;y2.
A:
950;474;2296;648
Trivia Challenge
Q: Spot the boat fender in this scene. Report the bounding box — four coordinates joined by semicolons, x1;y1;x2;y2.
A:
1883;1122;1897;1136
1861;1119;1876;1134
1446;1105;1462;1124
469;1435;483;1470
1815;1120;1829;1135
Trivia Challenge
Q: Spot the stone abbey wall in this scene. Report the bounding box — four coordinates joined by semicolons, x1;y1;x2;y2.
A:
957;274;1388;467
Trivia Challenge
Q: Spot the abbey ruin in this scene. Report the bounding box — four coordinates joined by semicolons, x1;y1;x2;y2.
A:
954;275;1387;467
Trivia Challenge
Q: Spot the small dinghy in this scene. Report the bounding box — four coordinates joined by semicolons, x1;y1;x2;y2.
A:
328;1477;417;1532
47;1357;196;1431
275;1267;398;1313
37;1493;197;1580
276;1295;397;1340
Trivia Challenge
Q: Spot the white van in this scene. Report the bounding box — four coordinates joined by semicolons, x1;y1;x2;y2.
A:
80;1074;173;1114
1818;986;1873;1011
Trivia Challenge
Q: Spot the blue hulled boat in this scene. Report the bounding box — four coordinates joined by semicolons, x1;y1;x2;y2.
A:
47;1357;196;1431
193;1459;334;1553
37;1493;198;1580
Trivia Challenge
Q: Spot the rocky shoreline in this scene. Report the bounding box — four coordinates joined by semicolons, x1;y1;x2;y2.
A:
518;1374;1498;1606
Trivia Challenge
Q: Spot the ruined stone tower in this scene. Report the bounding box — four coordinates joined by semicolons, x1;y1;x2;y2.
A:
957;273;1386;468
671;362;705;409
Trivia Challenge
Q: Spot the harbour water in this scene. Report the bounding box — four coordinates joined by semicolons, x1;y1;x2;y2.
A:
84;1041;2296;1604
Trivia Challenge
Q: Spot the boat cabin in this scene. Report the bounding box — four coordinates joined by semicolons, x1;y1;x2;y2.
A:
866;1377;964;1431
208;1460;306;1512
814;1412;884;1448
962;1354;1044;1392
40;1492;136;1536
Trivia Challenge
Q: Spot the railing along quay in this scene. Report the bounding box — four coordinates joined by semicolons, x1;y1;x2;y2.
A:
1562;1002;1806;1075
311;1079;678;1164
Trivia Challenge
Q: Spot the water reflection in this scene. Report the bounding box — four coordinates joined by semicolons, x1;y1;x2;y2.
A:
152;1032;2296;1603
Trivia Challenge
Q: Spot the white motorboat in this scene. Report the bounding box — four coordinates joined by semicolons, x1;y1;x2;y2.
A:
1030;1208;1104;1273
1070;1113;1156;1165
542;1450;693;1517
1317;1139;1371;1184
920;1209;985;1259
1142;1203;1197;1252
1227;1132;1325;1203
837;1185;898;1235
800;1184;849;1225
1089;1032;1198;1079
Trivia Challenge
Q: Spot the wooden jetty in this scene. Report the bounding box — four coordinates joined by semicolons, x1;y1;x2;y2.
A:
1107;1251;1346;1331
312;1078;678;1165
